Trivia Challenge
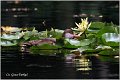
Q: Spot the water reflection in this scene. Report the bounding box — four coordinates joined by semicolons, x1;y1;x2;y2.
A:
1;49;119;79
74;56;92;71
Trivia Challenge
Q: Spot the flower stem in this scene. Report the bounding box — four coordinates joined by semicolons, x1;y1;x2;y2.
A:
84;31;87;38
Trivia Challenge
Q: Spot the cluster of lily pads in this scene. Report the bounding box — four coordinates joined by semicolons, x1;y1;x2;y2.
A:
1;18;119;56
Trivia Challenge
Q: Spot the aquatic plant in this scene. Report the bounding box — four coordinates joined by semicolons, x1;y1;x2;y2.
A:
74;18;91;38
1;21;119;56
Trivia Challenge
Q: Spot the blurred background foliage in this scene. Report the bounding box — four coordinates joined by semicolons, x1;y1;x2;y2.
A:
1;1;119;31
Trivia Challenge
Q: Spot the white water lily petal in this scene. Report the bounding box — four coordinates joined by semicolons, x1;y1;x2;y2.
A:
75;18;91;34
88;22;91;29
75;22;80;28
75;22;84;31
78;32;84;36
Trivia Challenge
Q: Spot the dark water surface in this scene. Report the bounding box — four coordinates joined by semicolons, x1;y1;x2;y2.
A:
1;49;119;79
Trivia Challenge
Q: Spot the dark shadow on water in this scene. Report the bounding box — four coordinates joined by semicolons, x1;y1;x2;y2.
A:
1;50;119;79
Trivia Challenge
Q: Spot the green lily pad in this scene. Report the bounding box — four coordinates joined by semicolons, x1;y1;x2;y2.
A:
102;33;119;46
79;38;96;46
63;41;79;48
1;41;17;46
23;28;39;40
77;46;95;53
87;29;100;34
89;22;105;29
98;49;119;56
30;44;62;50
48;29;63;39
96;26;118;37
30;50;60;55
77;45;113;53
66;38;95;46
1;33;23;40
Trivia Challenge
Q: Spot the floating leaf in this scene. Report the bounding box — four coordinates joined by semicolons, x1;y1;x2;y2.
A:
79;38;95;46
87;29;100;34
30;50;59;55
98;49;119;56
63;41;79;48
89;22;105;29
95;45;112;50
30;44;61;50
102;33;119;46
76;44;112;53
65;39;81;46
48;29;63;39
1;33;23;40
96;25;118;37
64;38;96;49
1;41;17;46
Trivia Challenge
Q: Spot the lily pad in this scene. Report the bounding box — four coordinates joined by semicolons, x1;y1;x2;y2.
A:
30;50;60;55
96;26;118;37
63;41;80;48
1;33;23;40
64;38;96;49
1;41;17;46
30;44;62;50
102;33;119;46
89;22;105;29
98;49;119;56
77;46;95;53
87;29;100;34
77;45;113;53
48;29;63;39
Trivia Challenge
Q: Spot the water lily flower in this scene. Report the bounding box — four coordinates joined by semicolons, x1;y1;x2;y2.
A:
74;18;91;36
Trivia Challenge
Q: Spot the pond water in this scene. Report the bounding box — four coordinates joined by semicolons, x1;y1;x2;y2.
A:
1;49;119;79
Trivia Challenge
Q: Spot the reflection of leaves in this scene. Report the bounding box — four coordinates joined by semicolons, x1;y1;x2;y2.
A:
30;49;70;56
1;46;20;51
102;33;119;46
99;56;119;62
